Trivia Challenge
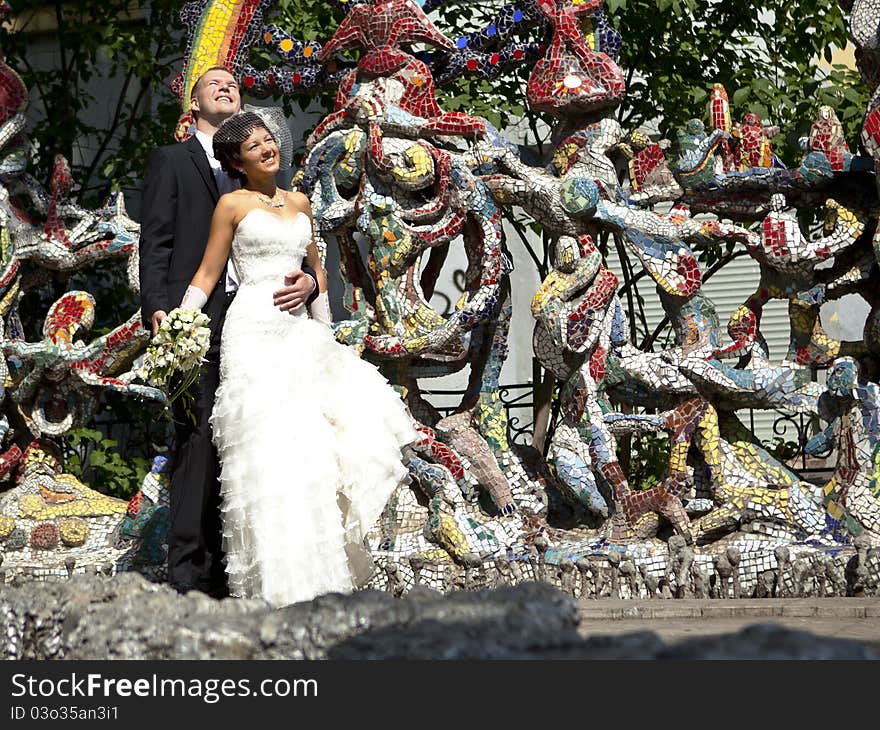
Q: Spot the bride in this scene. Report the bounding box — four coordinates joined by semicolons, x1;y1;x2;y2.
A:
180;111;416;607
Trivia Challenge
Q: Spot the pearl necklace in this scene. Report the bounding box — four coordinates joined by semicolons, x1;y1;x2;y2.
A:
254;190;285;208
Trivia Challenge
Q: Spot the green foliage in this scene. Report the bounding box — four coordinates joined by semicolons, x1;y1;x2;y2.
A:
2;0;183;205
249;0;346;150
625;431;671;490
428;1;869;166
607;0;868;164
432;2;535;138
65;426;151;500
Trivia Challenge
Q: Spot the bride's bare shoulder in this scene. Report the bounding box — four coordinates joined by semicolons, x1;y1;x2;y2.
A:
218;190;253;209
218;190;257;221
285;190;312;218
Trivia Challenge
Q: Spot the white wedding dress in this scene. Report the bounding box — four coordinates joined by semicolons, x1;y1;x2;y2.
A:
210;208;416;607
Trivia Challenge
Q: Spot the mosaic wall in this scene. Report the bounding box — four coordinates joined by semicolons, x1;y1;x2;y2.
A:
4;0;880;599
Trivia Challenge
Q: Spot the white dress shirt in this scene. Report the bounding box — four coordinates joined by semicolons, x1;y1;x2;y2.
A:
195;129;239;292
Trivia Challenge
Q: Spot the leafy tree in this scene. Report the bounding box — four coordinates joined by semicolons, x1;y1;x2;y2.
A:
9;1;860;195
2;0;183;204
438;0;867;164
608;0;867;163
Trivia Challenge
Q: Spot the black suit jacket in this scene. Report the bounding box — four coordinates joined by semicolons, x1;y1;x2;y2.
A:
139;135;317;351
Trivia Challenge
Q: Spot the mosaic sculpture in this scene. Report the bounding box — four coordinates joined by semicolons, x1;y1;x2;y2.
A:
5;0;880;599
0;4;168;583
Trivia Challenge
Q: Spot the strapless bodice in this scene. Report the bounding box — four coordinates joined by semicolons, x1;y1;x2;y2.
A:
231;209;311;287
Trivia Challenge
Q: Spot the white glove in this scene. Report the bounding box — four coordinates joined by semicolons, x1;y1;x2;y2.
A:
180;284;208;310
309;291;332;326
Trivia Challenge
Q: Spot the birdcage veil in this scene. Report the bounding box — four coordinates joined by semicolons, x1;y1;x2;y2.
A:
243;104;293;170
214;106;294;171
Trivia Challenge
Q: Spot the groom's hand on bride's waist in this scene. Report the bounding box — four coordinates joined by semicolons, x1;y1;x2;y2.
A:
273;270;317;314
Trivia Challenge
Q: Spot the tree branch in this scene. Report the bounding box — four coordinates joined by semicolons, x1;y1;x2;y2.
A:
78;71;133;201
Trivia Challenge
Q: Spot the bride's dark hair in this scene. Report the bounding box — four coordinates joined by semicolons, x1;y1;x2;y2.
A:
213;111;274;182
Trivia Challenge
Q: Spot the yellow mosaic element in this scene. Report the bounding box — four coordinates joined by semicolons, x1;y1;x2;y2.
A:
16;474;127;520
391;144;432;184
690;404;808;535
871;457;880;499
668;440;689;474
476;394;510;452
50;291;95;345
435;514;469;560
0;514;14;538
339;129;365;176
280;38;293;52
422;548;453;564
825;199;864;240
824;479;846;520
0;249;19;317
182;0;237;114
552;142;578;175
18;494;43;518
809;327;841;358
582;16;596;51
23;446;60;473
59;517;90;547
488;185;513;204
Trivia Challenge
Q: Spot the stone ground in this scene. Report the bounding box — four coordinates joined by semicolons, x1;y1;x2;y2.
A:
3;575;880;658
577;598;880;651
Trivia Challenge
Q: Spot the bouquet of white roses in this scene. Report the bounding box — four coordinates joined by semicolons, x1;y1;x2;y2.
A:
134;308;211;416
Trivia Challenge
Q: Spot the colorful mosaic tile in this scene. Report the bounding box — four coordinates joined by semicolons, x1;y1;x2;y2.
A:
5;0;880;598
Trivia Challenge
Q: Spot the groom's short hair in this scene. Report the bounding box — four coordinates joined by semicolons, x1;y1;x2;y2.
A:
189;65;236;114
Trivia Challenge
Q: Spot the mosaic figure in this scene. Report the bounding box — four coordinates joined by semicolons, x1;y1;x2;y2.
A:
117;456;172;573
674;118;725;187
806;357;880;537
3;292;163;438
731;112;780;170
803;106;854;172
0;25;173;583
707;83;736;174
7;0;880;599
297;0;554;539
738;194;870;367
0;442;162;581
619;131;683;205
525;0;625;119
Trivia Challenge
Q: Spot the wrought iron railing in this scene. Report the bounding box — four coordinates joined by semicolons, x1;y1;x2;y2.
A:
420;383;542;448
767;410;834;482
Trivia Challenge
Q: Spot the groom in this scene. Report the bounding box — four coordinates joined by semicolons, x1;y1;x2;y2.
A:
139;66;318;597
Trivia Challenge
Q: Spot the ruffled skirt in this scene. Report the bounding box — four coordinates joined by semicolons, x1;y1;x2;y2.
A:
211;285;416;607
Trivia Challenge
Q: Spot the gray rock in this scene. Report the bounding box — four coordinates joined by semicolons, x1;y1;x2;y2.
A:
659;624;879;660
640;563;659;599
774;547;790;597
726;547;741;599
754;570;775;599
575;558;594;599
713;554;732;599
690;562;709;599
559;558;576;596
3;573;877;660
619;560;638;599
